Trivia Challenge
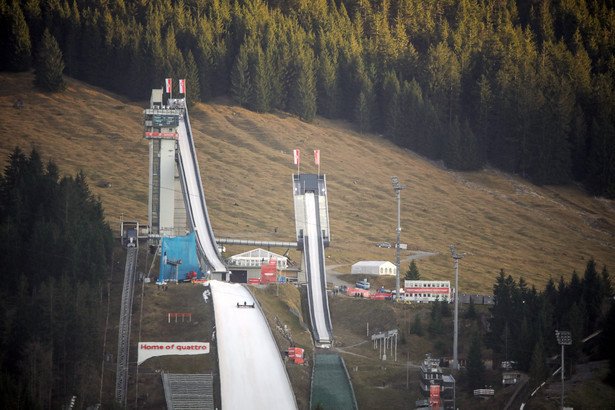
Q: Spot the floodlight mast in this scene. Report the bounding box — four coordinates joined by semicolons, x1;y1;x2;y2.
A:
450;245;464;370
555;330;572;409
391;177;405;302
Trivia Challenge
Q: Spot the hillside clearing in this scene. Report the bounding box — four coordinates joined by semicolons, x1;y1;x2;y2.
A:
1;72;614;294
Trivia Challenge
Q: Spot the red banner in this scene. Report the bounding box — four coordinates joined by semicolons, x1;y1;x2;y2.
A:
179;79;186;94
430;384;440;408
145;132;179;138
165;78;172;93
314;150;320;165
404;287;450;294
346;287;370;297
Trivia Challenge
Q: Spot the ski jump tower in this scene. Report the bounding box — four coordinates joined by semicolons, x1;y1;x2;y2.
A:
143;89;187;241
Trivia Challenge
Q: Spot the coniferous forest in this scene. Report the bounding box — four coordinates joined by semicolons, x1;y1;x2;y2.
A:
0;148;113;408
1;0;614;196
487;261;615;388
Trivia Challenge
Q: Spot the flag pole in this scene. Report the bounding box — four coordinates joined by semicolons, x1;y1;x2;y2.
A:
293;149;300;176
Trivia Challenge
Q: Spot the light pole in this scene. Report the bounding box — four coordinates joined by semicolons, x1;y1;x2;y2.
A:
555;330;572;409
450;245;464;370
391;176;405;301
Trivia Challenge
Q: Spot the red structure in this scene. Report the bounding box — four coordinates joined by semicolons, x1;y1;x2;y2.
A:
288;347;304;364
430;385;441;409
346;287;370;298
260;259;277;283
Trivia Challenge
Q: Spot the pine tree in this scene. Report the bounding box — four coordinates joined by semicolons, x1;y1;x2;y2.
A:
405;260;420;280
528;338;549;386
601;266;613;299
354;91;370;133
0;0;32;71
429;298;443;335
410;313;423;336
316;44;339;118
34;29;66;92
582;258;602;334
465;298;477;319
382;70;401;139
287;46;316;122
602;302;615;385
465;333;485;392
249;42;272;113
185;50;201;107
230;39;251;107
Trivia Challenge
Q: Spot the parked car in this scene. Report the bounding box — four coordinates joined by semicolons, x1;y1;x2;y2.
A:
375;242;391;248
356;280;371;290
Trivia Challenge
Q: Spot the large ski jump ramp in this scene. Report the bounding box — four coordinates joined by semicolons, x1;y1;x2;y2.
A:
172;99;295;408
175;103;227;273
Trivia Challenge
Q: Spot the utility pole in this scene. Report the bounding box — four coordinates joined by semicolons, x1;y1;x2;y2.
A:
391;176;406;301
450;245;464;370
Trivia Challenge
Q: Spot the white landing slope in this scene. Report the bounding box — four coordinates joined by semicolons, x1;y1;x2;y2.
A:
209;281;297;410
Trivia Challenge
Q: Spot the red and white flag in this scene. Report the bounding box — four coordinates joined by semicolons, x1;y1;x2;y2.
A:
293;149;300;165
314;150;320;166
179;79;186;94
165;78;172;93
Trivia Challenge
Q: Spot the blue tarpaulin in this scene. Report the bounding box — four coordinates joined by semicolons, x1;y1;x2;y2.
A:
158;232;201;283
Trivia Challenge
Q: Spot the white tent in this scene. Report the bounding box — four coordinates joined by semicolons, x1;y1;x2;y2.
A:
226;248;288;269
351;261;397;276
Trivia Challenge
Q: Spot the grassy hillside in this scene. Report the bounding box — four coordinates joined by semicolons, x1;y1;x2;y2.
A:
1;72;614;294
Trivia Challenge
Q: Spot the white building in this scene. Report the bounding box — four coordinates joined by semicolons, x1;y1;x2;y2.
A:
403;280;452;303
351;261;397;276
226;248;288;270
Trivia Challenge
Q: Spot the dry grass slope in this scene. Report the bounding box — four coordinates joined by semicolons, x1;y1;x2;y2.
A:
1;72;614;294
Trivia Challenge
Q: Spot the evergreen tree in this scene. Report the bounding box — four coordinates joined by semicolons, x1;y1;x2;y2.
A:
601;266;613;299
34;28;66;92
602;301;615;386
567;302;584;363
287;45;316;122
582;258;603;334
410;313;423;336
185;50;201;107
586;116;615;198
0;0;32;71
465;297;477;319
465;333;485;392
440;297;451;317
315;43;339;118
489;270;519;352
230;39;251;107
528;338;549;386
429;298;443;335
354;90;371;133
382;70;402;139
405;260;420;280
249;41;272;112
